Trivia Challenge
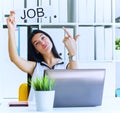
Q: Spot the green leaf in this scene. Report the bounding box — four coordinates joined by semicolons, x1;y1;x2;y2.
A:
31;75;55;91
115;38;120;50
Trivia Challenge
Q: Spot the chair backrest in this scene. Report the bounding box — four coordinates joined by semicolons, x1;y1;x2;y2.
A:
115;88;120;97
19;83;28;101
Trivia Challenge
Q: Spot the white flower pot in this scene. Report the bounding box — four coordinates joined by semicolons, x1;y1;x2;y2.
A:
35;90;55;111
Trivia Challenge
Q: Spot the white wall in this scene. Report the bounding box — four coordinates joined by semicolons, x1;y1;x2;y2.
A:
0;0;3;100
116;62;120;88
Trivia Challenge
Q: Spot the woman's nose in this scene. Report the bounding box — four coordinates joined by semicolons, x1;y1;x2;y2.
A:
40;40;45;46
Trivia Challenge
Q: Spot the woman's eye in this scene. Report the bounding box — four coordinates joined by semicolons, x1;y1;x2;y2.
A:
35;42;40;46
41;36;45;40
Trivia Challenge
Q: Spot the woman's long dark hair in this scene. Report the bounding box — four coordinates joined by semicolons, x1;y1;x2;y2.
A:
28;29;61;62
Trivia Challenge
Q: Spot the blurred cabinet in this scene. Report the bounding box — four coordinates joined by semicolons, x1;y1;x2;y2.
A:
0;0;117;98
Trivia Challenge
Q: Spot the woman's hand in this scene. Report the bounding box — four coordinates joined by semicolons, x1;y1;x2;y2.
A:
63;27;79;57
6;11;16;29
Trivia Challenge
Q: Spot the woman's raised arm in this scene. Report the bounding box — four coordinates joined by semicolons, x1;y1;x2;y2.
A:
6;11;36;76
63;27;79;69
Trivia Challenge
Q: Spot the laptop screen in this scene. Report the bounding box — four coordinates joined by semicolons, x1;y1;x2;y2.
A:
44;69;105;107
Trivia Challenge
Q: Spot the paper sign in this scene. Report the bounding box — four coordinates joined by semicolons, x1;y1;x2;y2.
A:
15;7;45;23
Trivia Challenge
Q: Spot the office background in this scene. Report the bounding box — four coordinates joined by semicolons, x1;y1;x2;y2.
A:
0;0;119;100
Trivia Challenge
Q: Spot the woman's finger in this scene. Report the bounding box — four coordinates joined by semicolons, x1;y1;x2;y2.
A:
74;35;80;41
10;11;15;16
63;27;71;37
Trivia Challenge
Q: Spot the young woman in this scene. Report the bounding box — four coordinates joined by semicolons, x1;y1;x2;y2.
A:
6;11;79;100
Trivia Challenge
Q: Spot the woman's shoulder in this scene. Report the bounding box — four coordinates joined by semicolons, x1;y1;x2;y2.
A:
32;62;44;78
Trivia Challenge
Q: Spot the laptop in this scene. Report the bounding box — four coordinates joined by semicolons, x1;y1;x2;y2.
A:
44;69;105;107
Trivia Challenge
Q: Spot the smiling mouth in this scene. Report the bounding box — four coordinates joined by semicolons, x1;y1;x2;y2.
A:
43;44;49;49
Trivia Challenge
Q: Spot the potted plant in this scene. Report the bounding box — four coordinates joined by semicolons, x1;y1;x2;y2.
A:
115;38;120;60
31;75;55;111
115;38;120;50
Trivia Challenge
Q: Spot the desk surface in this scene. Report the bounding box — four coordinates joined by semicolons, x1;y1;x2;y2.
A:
0;98;120;113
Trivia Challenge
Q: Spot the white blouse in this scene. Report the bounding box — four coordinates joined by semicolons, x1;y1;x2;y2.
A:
28;59;68;102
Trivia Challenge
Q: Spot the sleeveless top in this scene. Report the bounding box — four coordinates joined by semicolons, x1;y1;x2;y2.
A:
28;59;68;102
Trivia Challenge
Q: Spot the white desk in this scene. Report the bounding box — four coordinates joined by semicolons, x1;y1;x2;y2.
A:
0;98;120;113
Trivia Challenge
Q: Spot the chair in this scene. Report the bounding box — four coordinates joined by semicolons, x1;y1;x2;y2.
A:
115;88;120;97
18;83;28;101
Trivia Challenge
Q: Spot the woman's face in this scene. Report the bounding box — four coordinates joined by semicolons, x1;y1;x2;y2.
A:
31;33;53;55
